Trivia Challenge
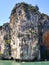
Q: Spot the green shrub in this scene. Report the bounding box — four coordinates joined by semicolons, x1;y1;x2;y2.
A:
5;39;11;44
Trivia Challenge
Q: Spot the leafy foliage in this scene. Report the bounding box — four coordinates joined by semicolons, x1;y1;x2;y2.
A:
5;39;11;44
11;2;39;14
21;2;38;12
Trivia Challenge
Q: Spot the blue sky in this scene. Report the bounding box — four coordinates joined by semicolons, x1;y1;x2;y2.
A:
0;0;49;25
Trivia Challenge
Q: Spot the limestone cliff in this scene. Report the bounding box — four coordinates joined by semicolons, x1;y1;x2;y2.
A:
0;2;49;60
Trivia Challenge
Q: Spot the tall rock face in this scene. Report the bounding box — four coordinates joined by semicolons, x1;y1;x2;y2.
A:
0;26;5;58
0;23;11;59
3;23;11;58
39;15;49;60
10;3;49;60
0;2;49;60
10;3;40;60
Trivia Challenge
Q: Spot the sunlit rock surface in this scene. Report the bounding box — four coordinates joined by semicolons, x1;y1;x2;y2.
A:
10;3;40;60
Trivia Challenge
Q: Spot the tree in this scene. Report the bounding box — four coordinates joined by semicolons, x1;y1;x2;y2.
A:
35;5;39;11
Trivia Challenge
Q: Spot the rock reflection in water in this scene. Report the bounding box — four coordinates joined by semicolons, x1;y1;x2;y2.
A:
0;61;21;65
11;61;21;65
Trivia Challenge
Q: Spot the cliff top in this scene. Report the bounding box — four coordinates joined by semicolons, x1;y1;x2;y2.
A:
11;2;39;15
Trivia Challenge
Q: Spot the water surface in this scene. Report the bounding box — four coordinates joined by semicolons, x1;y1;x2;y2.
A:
0;60;49;65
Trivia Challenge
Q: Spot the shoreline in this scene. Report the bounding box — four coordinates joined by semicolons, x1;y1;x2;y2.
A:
0;58;48;62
